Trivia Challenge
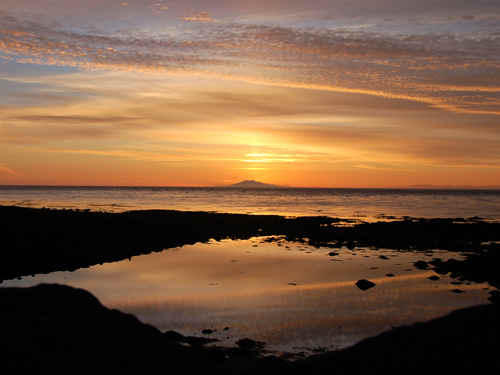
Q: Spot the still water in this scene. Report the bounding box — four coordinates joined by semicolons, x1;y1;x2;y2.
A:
2;237;491;353
1;185;500;221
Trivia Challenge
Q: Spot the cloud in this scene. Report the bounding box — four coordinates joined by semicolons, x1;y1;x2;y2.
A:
1;70;499;172
149;1;169;15
0;11;499;116
183;12;214;22
0;165;15;175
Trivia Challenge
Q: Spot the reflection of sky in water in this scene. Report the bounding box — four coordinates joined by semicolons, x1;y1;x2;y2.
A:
2;238;491;353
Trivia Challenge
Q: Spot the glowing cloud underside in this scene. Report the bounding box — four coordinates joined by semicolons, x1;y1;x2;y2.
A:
0;1;499;186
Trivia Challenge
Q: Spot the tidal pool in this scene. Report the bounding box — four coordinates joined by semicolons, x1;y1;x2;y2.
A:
2;237;491;353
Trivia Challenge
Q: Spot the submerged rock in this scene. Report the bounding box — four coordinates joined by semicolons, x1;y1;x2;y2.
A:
355;279;376;291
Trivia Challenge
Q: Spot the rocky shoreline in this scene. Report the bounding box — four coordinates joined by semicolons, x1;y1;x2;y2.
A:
2;205;500;284
1;205;500;373
2;283;499;374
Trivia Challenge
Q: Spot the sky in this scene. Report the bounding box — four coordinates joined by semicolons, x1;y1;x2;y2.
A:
1;1;500;187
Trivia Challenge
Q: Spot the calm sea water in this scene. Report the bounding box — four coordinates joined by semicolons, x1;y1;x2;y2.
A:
3;237;491;352
1;186;500;220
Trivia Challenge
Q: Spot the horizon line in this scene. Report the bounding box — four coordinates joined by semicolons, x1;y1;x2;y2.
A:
1;184;500;190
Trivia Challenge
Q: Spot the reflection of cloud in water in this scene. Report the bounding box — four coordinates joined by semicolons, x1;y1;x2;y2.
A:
2;238;491;351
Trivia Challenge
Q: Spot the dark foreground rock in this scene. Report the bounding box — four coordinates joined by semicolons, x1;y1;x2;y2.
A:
294;302;500;374
1;284;500;374
0;284;281;375
2;205;500;282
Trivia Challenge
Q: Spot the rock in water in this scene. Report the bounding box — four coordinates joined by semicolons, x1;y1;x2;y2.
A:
356;279;376;291
236;338;266;351
489;290;500;304
414;260;429;270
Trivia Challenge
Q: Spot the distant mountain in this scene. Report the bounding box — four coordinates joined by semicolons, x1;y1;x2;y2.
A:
228;180;282;188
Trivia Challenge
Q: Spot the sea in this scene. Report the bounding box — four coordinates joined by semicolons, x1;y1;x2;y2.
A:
2;185;499;352
1;185;500;221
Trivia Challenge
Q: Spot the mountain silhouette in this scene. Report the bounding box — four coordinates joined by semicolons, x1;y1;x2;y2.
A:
228;180;281;188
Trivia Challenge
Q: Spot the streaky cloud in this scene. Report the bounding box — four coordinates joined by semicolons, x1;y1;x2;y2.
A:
0;11;499;115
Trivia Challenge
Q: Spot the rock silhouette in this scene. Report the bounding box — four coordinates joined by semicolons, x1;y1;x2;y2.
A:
2;284;500;374
2;206;500;283
356;279;376;290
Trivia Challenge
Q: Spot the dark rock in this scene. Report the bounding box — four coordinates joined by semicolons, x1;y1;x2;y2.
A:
428;275;440;281
294;303;500;373
235;338;266;351
202;329;215;335
163;330;185;342
451;289;465;294
183;336;218;346
356;279;376;291
164;330;217;346
414;260;429;270
328;252;339;256
385;273;395;277
489;290;500;304
379;255;389;260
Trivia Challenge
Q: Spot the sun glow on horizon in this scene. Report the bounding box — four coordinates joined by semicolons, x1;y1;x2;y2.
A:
0;1;499;187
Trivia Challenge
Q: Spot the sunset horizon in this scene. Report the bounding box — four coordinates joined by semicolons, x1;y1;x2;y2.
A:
2;2;500;372
1;1;499;188
1;180;500;189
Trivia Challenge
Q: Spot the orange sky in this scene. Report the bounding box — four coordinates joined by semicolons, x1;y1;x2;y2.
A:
1;1;499;187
